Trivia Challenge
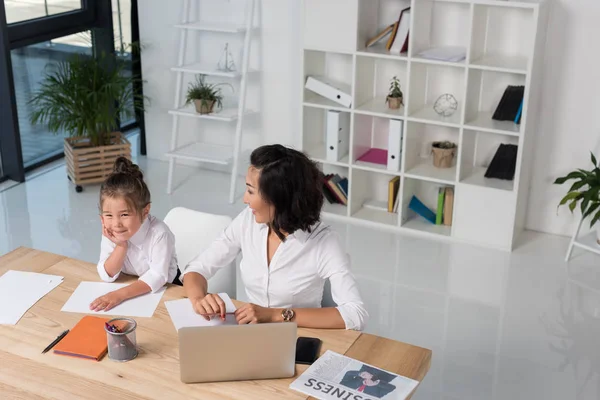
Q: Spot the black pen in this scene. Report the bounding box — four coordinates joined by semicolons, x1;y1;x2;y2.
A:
42;329;69;354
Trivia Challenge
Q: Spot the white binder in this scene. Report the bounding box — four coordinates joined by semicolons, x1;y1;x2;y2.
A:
305;76;352;108
387;119;403;171
326;110;350;162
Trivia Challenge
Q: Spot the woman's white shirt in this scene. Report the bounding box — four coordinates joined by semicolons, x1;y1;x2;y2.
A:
181;207;368;330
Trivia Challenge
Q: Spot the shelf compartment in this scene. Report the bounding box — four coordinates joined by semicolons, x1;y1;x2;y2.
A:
354;55;408;119
469;4;534;72
464;69;526;135
410;0;471;59
407;62;465;127
302;106;351;166
350;168;401;227
400;177;454;237
403;121;459;184
459;129;519;192
356;0;412;56
352;113;404;174
319;163;350;216
304;50;354;107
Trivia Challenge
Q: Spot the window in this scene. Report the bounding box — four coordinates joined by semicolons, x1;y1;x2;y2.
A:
5;0;82;25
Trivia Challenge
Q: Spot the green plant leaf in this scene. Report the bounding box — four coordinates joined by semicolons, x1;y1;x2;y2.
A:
559;191;582;206
583;202;600;220
580;186;600;215
592;152;598;167
569;199;578;213
554;171;586;184
568;180;587;193
591;209;600;228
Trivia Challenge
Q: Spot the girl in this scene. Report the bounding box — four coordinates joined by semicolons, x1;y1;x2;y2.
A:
90;157;179;312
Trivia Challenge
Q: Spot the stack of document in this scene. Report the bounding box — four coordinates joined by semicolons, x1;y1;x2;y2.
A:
417;46;466;62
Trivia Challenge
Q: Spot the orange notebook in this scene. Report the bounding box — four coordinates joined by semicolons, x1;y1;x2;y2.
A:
54;316;109;361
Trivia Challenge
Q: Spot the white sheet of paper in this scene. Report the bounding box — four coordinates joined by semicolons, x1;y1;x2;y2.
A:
61;281;165;318
0;270;64;325
165;293;237;330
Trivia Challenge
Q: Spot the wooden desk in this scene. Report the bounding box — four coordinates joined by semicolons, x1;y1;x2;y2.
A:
0;248;431;399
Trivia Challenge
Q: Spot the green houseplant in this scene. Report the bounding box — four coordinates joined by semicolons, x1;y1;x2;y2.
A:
28;50;146;192
554;152;600;243
185;74;233;114
385;76;404;110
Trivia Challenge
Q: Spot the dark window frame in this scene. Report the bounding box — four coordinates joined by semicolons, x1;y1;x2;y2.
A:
0;0;145;183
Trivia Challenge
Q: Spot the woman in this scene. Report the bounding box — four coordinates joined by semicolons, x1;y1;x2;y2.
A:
181;144;368;330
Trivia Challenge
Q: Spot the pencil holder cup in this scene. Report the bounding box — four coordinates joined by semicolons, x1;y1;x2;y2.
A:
105;317;138;362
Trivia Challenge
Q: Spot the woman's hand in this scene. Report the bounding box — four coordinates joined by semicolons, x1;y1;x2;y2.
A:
190;293;226;321
234;303;275;324
90;290;125;312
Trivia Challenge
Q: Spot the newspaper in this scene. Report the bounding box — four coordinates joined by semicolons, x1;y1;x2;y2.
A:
290;350;419;400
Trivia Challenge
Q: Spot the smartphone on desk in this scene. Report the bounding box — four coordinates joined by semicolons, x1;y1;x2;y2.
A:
296;337;322;365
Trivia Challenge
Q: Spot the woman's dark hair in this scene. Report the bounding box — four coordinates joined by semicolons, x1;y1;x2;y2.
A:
250;144;323;240
99;157;151;219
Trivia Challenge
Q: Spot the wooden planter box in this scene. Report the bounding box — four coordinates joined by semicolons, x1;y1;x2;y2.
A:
64;132;131;189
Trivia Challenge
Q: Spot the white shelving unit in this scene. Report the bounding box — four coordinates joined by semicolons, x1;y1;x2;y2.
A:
301;0;549;250
166;0;256;203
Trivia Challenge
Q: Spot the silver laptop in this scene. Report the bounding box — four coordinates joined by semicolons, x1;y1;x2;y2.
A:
178;322;297;383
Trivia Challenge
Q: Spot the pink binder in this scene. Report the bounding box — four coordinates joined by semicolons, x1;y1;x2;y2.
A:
357;148;388;165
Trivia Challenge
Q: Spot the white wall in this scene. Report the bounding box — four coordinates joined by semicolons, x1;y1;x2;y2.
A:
138;0;301;176
138;0;599;237
526;0;600;236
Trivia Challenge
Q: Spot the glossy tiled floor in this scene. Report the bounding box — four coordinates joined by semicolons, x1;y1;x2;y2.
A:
1;156;599;400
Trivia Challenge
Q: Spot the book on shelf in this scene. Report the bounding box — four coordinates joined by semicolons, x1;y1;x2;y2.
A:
436;187;445;225
443;187;454;226
388;176;400;213
393;188;401;214
492;85;525;122
365;23;395;48
389;7;411;54
408;195;436;224
484;144;518;181
323;173;348;205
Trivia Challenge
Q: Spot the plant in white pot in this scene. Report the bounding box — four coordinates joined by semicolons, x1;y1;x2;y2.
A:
554;152;600;244
185;74;233;115
29;50;146;192
385;75;403;110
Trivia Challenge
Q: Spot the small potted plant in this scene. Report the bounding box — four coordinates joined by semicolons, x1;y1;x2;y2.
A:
554;152;600;244
185;74;233;115
431;141;457;168
385;76;404;110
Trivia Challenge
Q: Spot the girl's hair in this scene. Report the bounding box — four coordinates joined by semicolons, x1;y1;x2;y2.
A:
99;157;151;218
250;144;323;241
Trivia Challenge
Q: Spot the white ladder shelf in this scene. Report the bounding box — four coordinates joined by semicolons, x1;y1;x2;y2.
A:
166;0;256;203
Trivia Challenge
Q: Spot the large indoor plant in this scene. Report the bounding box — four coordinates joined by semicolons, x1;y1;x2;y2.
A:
29;51;145;192
554;152;600;243
185;74;233;114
